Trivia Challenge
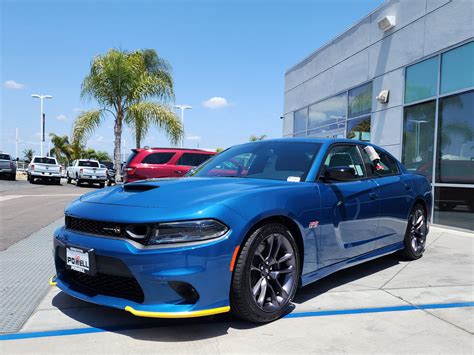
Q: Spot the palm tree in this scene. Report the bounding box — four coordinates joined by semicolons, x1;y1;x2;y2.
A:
23;148;34;162
49;133;72;166
249;134;267;142
72;48;183;180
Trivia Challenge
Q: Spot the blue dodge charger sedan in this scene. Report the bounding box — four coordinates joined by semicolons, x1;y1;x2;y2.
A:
52;139;432;322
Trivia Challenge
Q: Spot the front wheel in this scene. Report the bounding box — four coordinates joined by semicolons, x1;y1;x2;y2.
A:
231;223;300;323
399;204;427;260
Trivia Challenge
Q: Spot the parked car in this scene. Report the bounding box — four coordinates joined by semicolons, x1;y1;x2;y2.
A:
123;147;216;183
27;156;61;184
100;161;116;186
52;139;432;323
67;159;107;187
0;152;17;180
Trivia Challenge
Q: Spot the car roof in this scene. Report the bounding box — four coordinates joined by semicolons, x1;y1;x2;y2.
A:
133;147;215;153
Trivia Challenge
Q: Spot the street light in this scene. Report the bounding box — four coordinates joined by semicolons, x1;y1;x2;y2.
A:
31;94;53;156
175;105;192;148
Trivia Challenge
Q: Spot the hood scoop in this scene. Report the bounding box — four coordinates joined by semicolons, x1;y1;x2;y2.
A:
123;184;159;192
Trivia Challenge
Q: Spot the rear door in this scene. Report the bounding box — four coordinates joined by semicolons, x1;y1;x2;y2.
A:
172;153;214;177
359;146;413;248
317;144;380;267
137;152;176;179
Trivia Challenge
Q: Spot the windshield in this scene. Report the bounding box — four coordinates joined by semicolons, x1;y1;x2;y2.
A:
78;160;99;167
33;157;56;164
189;141;321;181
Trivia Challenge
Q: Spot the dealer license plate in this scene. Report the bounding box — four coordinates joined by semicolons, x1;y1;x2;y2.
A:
66;246;93;274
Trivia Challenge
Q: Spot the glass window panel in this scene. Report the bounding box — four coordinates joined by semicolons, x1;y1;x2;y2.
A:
405;56;439;104
293;131;307;137
282;113;293;136
293;108;308;133
348;82;372;118
433;187;474;230
436;91;474;184
347;116;371;142
402;101;436;180
307;122;346;138
441;41;474;95
308;93;346;130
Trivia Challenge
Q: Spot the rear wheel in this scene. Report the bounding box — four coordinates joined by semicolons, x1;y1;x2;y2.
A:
231;223;300;323
76;179;83;187
399;204;427;260
99;182;105;188
67;174;72;184
10;173;16;181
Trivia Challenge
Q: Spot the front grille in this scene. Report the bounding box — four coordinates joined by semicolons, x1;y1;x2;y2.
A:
66;216;128;238
62;269;145;303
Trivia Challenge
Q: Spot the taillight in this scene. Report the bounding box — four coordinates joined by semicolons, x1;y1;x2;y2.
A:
31;164;35;171
10;161;14;168
125;167;136;175
79;168;83;175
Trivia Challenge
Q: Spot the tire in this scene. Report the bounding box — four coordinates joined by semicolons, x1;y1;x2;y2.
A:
55;178;61;185
107;180;112;186
99;182;105;188
28;175;34;184
231;223;300;323
76;179;83;187
399;204;427;260
10;173;16;181
67;175;72;184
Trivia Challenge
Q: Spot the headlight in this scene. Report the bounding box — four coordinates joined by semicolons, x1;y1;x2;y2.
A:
148;219;228;245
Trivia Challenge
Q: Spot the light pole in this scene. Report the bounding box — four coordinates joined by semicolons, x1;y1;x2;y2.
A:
31;94;53;156
175;105;192;148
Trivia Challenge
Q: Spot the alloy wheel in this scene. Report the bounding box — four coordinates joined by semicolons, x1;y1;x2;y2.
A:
249;233;297;312
410;208;426;253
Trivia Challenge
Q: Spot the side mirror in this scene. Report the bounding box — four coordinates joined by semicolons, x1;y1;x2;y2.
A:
323;166;357;181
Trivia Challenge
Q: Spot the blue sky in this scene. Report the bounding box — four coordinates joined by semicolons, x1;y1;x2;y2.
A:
1;0;384;157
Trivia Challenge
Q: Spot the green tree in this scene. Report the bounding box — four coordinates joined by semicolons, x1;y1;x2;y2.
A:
249;134;267;142
72;48;183;180
82;148;111;161
49;133;72;166
23;148;34;162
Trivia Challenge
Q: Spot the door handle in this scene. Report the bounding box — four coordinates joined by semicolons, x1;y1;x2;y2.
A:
174;170;183;174
369;192;377;200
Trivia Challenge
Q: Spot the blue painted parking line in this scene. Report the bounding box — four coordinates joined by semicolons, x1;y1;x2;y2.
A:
1;301;473;341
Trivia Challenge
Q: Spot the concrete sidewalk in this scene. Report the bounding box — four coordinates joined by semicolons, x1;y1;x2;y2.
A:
1;227;473;353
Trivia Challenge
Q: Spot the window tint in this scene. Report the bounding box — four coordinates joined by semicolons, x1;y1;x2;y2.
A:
441;41;474;95
405;56;439;104
348;82;372;118
0;154;11;160
436;91;474;184
402;101;436;180
361;147;399;176
347;116;371;142
141;152;174;164
33;157;57;164
293;107;308;133
78;160;99;167
309;93;346;130
322;145;365;178
177;153;213;166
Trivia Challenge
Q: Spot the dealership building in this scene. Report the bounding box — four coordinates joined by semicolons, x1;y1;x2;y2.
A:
282;0;473;230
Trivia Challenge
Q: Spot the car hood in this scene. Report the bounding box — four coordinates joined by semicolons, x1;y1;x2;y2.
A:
79;177;292;209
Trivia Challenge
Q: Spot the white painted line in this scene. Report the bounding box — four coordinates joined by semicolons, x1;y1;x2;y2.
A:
0;194;81;202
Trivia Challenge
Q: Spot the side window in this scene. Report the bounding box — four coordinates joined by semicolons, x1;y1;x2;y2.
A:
177;153;213;167
321;145;365;179
360;146;399;176
141;152;175;164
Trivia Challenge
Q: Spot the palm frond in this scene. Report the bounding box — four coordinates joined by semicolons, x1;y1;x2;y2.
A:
72;110;105;145
127;102;183;146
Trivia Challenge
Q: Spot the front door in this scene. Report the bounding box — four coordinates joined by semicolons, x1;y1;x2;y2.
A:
317;144;380;268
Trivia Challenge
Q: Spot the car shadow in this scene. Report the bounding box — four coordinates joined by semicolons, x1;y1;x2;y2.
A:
52;253;401;341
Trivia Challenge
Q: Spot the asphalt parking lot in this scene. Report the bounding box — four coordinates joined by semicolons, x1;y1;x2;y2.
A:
0;181;473;354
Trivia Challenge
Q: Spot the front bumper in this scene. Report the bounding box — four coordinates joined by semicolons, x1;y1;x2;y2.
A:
53;226;235;317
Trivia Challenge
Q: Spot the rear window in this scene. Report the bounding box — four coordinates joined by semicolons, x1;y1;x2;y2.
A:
33;157;56;164
177;153;214;166
141;152;175;164
78;160;99;167
0;154;11;160
100;161;114;169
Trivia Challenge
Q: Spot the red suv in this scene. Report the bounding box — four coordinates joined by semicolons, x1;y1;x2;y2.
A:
123;148;216;183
